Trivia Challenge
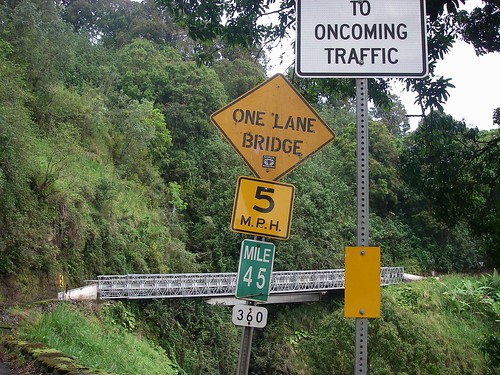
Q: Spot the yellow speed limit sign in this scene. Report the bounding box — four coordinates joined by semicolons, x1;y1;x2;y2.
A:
231;176;295;240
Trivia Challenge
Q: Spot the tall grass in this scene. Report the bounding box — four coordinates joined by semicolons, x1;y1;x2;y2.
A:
387;273;498;372
20;303;181;375
443;269;500;321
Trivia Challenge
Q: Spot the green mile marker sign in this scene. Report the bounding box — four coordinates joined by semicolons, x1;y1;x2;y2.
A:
236;239;275;302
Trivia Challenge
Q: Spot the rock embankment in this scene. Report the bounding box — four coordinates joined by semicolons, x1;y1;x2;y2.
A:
1;339;114;375
1;310;113;375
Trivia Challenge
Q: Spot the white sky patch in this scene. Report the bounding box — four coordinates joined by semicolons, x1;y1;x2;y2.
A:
266;0;499;131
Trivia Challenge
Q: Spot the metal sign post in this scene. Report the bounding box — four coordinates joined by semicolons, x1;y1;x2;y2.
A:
236;236;267;375
355;78;369;374
295;0;427;371
236;300;256;375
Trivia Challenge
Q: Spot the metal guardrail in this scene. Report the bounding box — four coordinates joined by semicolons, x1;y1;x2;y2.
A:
97;267;404;300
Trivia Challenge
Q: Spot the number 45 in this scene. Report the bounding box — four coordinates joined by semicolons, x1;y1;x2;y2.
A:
243;266;267;289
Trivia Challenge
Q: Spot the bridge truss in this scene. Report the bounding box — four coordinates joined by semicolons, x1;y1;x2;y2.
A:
97;267;404;301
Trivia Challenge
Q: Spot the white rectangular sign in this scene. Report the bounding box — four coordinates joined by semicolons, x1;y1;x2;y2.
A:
296;0;428;77
232;304;268;328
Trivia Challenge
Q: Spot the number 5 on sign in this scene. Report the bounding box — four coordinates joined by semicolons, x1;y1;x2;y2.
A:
231;176;295;240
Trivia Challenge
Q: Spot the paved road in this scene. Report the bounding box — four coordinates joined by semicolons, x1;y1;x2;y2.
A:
0;350;17;375
0;361;14;375
0;350;41;375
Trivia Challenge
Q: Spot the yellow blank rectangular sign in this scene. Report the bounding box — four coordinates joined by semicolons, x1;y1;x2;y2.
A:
344;247;380;318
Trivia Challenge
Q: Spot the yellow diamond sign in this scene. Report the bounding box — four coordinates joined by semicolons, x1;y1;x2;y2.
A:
210;74;335;181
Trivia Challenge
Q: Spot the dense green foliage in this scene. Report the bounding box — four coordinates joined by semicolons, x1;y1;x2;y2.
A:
0;0;497;290
18;273;499;374
400;112;500;266
158;0;499;117
0;0;498;373
250;273;500;374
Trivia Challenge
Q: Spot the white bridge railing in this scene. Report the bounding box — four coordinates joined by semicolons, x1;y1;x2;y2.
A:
97;267;404;300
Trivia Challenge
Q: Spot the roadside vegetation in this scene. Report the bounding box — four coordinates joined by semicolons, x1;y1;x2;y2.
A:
12;272;499;374
17;303;180;374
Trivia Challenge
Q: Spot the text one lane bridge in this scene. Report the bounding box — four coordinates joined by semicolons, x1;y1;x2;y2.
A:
83;267;404;305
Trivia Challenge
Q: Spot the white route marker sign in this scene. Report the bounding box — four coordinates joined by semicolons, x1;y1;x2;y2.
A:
232;304;268;328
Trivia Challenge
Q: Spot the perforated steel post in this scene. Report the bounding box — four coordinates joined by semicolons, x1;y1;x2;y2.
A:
236;236;264;375
355;78;369;374
236;301;255;375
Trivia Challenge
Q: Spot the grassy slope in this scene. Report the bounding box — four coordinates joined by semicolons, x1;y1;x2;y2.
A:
255;274;498;374
15;303;182;375
8;273;499;375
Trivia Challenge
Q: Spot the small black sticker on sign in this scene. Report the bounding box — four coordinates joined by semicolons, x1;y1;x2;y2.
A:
262;155;276;169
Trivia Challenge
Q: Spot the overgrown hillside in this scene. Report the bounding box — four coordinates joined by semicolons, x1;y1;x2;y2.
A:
1;0;497;297
0;0;499;373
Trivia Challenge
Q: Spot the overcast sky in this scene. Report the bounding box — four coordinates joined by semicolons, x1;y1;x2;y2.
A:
397;0;499;131
266;0;499;131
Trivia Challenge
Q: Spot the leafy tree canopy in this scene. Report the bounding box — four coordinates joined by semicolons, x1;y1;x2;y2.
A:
157;0;499;113
157;0;499;55
58;0;184;47
399;112;499;265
